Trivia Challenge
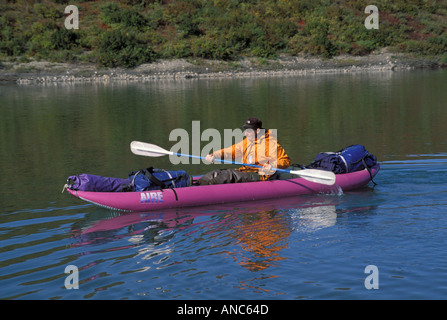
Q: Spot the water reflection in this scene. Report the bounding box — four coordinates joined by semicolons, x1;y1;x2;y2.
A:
70;210;193;247
70;195;349;274
230;209;291;272
290;205;337;232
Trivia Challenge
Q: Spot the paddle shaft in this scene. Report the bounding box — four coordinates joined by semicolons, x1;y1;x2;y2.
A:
171;151;290;174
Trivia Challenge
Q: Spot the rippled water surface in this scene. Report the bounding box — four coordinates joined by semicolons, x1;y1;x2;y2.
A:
1;70;447;299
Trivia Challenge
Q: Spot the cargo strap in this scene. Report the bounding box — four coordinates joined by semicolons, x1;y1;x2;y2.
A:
361;158;377;185
146;167;180;200
338;154;377;185
132;167;180;200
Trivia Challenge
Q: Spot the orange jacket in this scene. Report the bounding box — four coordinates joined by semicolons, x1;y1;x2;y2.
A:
212;130;291;180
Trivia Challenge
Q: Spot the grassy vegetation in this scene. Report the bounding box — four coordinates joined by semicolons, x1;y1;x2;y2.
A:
1;0;447;68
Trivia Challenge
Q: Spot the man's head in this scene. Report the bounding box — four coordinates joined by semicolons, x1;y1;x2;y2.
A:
241;117;263;131
241;117;264;141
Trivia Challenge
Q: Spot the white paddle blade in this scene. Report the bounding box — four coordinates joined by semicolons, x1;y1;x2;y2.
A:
130;141;172;157
289;169;336;186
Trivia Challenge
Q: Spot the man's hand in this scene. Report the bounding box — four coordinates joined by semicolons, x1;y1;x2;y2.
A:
205;154;215;163
259;163;276;175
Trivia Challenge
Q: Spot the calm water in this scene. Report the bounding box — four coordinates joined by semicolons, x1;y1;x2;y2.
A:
1;69;447;300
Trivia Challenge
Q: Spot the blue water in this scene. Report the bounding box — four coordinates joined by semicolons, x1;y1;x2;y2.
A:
2;156;447;299
2;70;447;300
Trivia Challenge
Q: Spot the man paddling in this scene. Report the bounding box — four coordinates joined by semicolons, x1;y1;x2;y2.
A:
198;117;291;185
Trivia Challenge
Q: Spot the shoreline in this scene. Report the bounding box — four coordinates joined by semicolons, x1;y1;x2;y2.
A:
1;51;445;85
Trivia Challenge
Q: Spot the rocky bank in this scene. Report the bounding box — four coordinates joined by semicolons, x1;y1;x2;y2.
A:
0;50;445;85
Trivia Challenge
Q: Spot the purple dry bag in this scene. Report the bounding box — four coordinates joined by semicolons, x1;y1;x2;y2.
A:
67;174;131;192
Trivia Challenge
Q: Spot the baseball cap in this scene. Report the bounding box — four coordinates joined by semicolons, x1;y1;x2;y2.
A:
241;117;263;130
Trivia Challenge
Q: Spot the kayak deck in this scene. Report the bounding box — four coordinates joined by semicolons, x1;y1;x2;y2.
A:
67;164;380;212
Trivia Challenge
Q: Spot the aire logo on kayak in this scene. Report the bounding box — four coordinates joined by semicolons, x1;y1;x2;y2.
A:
141;191;164;204
169;120;278;165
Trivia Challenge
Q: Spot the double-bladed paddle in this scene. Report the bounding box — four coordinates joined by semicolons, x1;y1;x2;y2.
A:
130;141;336;186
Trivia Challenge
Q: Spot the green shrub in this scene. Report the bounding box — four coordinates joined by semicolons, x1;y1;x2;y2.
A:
299;17;337;58
427;35;447;54
48;49;78;63
161;39;192;58
97;29;156;67
401;35;447;55
440;53;447;64
33;2;62;20
355;40;378;53
1;0;447;66
102;2;148;30
0;16;28;56
190;36;235;60
175;12;203;37
27;30;55;58
51;28;80;50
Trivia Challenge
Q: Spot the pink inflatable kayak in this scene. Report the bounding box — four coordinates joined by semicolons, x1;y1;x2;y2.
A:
66;164;379;212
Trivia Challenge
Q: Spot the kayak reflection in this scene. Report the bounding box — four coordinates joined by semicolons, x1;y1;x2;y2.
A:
70;195;373;272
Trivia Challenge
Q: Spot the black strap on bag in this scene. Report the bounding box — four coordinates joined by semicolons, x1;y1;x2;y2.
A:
143;167;168;189
141;167;184;188
126;167;180;199
143;167;181;200
361;158;377;186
